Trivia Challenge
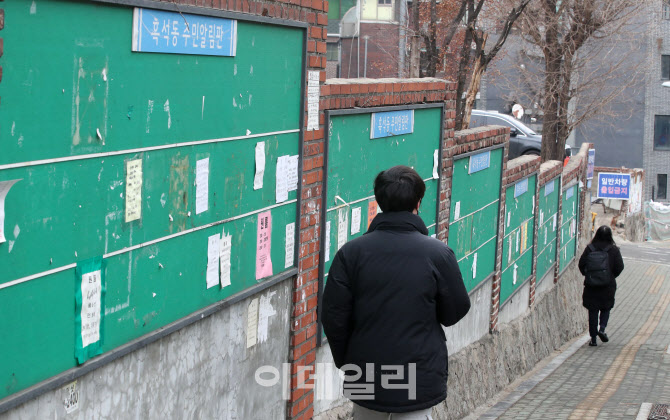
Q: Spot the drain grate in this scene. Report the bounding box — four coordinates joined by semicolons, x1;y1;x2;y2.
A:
649;404;670;420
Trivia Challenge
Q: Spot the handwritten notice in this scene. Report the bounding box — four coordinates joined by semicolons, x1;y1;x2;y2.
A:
472;252;478;279
206;234;221;289
256;211;273;279
220;232;232;288
285;222;295;269
0;179;21;243
367;200;378;229
337;208;348;250
254;142;265;190
351;207;362;235
125;159;143;222
81;270;102;348
276;156;289;203
247;298;259;348
325;221;332;262
196;158;210;214
287;155;299;191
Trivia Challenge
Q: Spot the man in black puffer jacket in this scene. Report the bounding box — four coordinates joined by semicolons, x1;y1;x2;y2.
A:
321;165;471;419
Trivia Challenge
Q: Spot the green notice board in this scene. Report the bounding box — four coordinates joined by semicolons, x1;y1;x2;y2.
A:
318;106;443;342
559;184;580;273
0;0;304;400
449;147;503;292
536;177;560;281
500;174;536;304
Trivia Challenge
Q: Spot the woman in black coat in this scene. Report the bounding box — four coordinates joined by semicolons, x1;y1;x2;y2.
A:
578;225;625;346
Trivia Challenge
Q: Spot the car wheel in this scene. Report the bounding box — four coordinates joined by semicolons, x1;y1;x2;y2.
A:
523;150;540;156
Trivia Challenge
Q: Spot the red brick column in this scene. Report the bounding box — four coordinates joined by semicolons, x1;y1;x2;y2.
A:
444;127;510;332
502;156;541;307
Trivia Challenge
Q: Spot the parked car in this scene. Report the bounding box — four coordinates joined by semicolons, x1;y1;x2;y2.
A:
469;110;572;160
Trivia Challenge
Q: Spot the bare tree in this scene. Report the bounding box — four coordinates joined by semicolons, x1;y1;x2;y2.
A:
507;0;648;161
403;0;531;129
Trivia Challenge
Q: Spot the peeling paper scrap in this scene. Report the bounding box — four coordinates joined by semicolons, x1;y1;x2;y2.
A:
206;234;221;289
125;160;143;223
220;232;232;288
257;291;277;344
337;208;348;250
351;207;362;235
256;211;273;279
195;158;210;215
433;149;439;179
246;298;259;348
285;222;295;269
254;142;265;190
0;179;21;243
325;221;331;262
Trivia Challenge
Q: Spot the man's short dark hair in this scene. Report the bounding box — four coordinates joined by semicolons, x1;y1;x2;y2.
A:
374;166;426;212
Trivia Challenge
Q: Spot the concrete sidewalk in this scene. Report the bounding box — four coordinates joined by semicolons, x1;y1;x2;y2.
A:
475;243;670;419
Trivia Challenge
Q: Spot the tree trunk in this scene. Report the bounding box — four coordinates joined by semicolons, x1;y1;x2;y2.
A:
408;0;421;78
461;35;488;130
540;0;562;162
454;28;474;130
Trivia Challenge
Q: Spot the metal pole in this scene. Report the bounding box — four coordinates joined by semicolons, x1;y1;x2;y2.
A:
363;36;369;78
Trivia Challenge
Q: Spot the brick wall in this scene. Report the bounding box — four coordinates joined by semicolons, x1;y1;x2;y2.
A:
503;155;541;306
448;127;509;332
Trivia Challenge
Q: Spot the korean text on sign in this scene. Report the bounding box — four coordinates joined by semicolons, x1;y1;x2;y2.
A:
370;110;414;139
597;172;631;200
132;8;237;57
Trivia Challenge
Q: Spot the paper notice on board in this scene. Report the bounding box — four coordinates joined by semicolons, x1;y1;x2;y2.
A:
287;155;299;191
544;226;548;245
433;149;439;179
513;264;518;285
80;269;102;348
125;159;143;222
337;208;348;250
367;200;378;229
325;221;332;262
308;70;320;86
472;253;478;279
552;214;557;232
206;234;221;289
247;298;259;348
0;179;21;243
254;142;265;190
516;230;520;253
276;156;289;203
219;232;232;288
508;237;513;263
196;158;210;214
256;211;273;279
285;222;295;269
307;71;320;131
351;207;362;235
454;201;461;220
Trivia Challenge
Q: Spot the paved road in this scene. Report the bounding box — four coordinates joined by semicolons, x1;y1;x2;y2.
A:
480;242;670;419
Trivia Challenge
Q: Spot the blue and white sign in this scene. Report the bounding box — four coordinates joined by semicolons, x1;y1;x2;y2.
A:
514;178;529;198
468;151;491;174
132;8;237;56
597;172;631;200
370;110;414;139
544;179;555;196
566;186;575;199
587;149;595;180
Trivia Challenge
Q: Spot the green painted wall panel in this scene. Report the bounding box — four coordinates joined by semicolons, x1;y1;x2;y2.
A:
0;0;304;399
449;147;503;292
536;177;560;280
559;185;579;273
1;1;303;165
321;108;442;278
500;175;536;303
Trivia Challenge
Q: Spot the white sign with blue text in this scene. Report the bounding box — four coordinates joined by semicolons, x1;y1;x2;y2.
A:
370;110;414;139
514;178;529;198
132;8;237;57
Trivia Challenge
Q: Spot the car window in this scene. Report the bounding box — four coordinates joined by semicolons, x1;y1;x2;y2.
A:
470;115;487;127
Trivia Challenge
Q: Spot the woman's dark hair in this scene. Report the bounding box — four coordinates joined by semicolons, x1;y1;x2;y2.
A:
592;225;615;245
374;166;426;213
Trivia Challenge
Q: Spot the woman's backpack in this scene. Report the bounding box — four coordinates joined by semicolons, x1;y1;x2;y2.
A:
584;244;613;288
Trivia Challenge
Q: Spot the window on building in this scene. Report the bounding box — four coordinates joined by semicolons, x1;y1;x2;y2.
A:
659;174;668;200
663;55;670;80
326;42;339;62
654;115;670;150
378;0;392;6
664;0;670;20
